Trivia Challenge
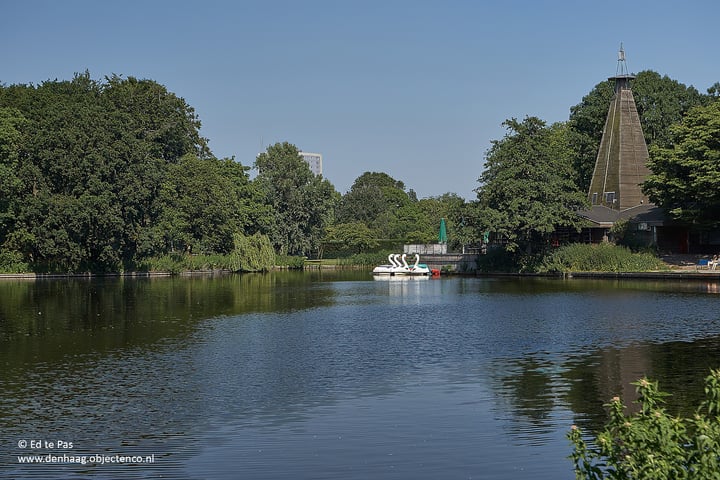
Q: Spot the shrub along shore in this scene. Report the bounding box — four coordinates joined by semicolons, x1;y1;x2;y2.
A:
2;244;718;278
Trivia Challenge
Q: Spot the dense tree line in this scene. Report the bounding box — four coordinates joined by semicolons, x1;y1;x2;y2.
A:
0;73;280;271
1;69;718;272
0;73;214;271
0;73;464;272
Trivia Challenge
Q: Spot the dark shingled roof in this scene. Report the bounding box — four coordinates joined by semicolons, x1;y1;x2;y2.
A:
578;203;671;227
618;204;669;225
577;206;620;226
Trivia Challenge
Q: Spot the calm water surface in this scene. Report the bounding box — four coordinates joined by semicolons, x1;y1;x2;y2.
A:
2;271;720;479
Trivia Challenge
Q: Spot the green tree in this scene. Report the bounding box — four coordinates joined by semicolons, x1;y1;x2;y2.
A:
339;171;419;240
643;99;720;227
0;107;28;247
230;231;275;272
338;172;407;224
148;154;256;256
476;117;587;254
100;74;210;261
254;142;339;256
338;173;469;248
708;82;720;98
2;74;128;271
323;222;379;254
0;73;210;271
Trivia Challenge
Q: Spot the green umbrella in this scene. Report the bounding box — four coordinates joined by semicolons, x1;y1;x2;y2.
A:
439;218;447;244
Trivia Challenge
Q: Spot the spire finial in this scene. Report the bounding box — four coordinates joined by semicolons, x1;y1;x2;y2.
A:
616;43;629;76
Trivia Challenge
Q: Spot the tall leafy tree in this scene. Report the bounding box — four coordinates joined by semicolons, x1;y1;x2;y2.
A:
337;173;469;246
339;171;418;240
0;74;128;271
323;222;379;254
254;142;339;256
0;73;211;271
147;154;256;255
476;117;587;254
0;107;28;246
100;74;210;261
338;172;407;225
643;99;720;226
707;82;720;98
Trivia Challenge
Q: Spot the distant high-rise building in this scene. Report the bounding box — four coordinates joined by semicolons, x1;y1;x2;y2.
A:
299;152;322;176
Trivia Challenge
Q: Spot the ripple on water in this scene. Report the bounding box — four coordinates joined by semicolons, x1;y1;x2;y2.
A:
3;275;720;479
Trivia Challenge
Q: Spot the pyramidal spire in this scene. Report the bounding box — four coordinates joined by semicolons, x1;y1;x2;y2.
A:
587;45;651;210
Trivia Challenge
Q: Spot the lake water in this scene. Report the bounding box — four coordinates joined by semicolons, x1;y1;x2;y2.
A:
2;271;720;479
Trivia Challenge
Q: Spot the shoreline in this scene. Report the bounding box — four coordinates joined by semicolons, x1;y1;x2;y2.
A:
3;268;720;281
0;270;219;280
476;270;720;280
2;253;719;280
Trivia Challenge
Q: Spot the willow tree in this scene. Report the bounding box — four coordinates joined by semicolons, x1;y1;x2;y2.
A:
230;232;275;272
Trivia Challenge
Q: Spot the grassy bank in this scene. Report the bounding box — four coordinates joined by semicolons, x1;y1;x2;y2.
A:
477;243;669;274
539;243;668;273
2;245;671;275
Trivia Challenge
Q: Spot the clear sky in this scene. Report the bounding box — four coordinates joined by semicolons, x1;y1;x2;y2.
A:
3;0;718;199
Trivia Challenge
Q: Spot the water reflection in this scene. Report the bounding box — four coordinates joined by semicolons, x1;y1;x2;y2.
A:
2;273;720;479
489;335;720;438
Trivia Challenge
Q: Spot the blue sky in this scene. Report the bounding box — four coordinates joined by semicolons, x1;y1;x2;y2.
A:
3;1;719;199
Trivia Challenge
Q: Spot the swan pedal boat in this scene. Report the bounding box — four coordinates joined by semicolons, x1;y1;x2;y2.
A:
372;253;434;276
